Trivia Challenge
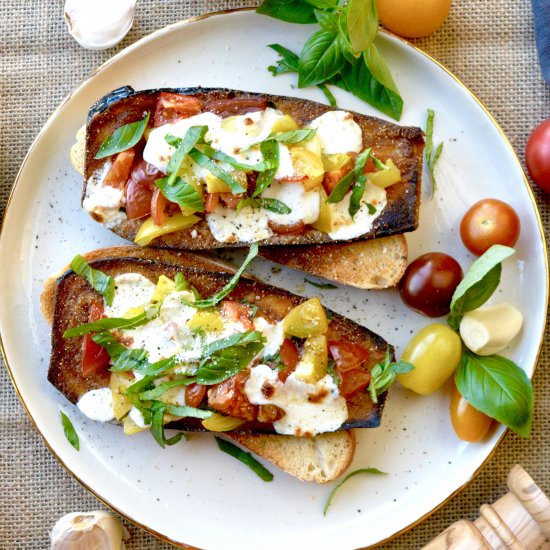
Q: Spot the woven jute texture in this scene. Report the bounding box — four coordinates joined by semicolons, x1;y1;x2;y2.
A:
0;1;549;548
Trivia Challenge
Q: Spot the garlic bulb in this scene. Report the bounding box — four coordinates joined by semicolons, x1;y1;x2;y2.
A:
64;0;137;50
51;511;129;549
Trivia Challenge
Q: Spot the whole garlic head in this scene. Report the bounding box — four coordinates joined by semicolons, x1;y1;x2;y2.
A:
51;511;129;550
64;0;137;50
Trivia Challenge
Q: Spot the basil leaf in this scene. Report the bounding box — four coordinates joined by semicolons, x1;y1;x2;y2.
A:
60;411;79;451
150;401;185;448
298;30;344;88
252;140;280;197
188;148;246;194
257;0;317;24
155;176;205;212
274;128;317;144
327;147;372;203
197;342;264;385
305;278;337;289
368;349;414;404
425;109;444;197
139;378;196;400
165;404;212;419
91;332;150;372
315;9;339;32
318;83;338;107
215;437;274;482
63;311;150;338
175;272;189;291
268;43;300;75
349;175;366;220
366;202;376;214
324;467;387;515
237;197;291;215
70;255;115;306
304;0;338;7
455;351;533;438
203;330;266;357
448;245;515;330
200;143;273;172
183;243;259;309
335;49;403;121
347;0;378;53
95;112;150;159
337;15;360;65
165;125;208;186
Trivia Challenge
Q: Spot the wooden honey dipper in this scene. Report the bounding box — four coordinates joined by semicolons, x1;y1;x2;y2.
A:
423;465;550;549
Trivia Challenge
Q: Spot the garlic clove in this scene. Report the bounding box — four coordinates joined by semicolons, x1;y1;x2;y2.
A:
51;511;129;550
459;303;523;356
64;0;137;51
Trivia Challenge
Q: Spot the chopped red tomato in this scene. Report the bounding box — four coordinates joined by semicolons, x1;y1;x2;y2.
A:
104;149;135;189
125;177;153;220
328;341;370;372
221;301;255;331
364;157;376;173
322;162;354;195
279;175;307;182
337;368;372;398
203;98;268;116
81;301;110;376
204;192;220;213
277;338;300;382
154;93;202;127
185;383;206;408
219;193;241;210
207;371;257;421
268;220;306;235
151;187;168;226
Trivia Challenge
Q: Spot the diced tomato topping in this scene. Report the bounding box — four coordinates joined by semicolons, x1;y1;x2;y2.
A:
104;149;135;189
268;220;306;235
154;93;202;127
337;368;372;398
204;192;220;213
185;383;207;408
219;193;241;210
207;371;257;421
150;187;168;226
322;161;354;195
277;338;300;382
279;175;307;182
328;341;370;372
203;98;268;117
221;301;255;331
81;301;110;376
364;157;376;173
125;177;153;220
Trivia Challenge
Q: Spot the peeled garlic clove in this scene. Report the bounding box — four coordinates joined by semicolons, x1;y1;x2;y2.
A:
459;303;523;356
64;0;137;50
51;511;129;550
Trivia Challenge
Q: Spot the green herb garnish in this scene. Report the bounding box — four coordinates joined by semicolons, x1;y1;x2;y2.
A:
189;149;246;194
327;147;371;203
252;140;280;197
164;126;208;186
150;401;186;448
425;109;444;197
155;176;204;212
237;197;291;215
174;272;189;291
305;278;337;289
348;175;366;220
368;349;414;404
60;411;79;451
215;437;274;482
70;255;115;306
95;112;150;159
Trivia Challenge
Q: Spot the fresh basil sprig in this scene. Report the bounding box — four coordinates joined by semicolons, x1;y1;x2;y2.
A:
455;351;533;438
91;331;150;371
60;411;79;451
298;30;344;88
447;245;515;330
155;176;205;213
215;437;274;481
203;331;265;357
70;255;115;306
95;112;150;159
348;175;366;220
139;378;197;401
368;349;414;404
63;310;150;338
252;140;280;197
425;109;444;197
200;143;274;173
237;197;291;215
327;147;371;203
150;401;186;448
188;149;246;194
164;126;208;186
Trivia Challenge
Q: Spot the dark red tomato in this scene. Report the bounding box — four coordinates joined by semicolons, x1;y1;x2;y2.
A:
154;93;202;127
338;368;372;398
460;199;520;255
221;301;255;331
125;178;153;220
207;371;256;421
151;187;168;226
268;220;306;235
81;301;110;376
104;149;135;189
203;97;268;116
328;341;370;371
399;252;463;317
204;192;220;213
131;159;164;188
277;339;300;382
526;119;550;192
185;383;206;408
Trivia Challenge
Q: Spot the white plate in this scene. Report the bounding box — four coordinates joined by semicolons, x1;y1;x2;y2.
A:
0;9;547;550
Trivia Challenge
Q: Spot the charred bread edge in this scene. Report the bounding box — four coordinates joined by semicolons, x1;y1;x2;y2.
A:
84;86;423;249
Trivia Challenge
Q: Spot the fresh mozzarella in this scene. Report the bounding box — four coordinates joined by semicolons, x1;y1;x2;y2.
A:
274;144;295;180
128;406;150;428
308;111;363;154
77;388;115;422
263;181;320;227
104;273;156;318
206;204;273;243
253;317;285;359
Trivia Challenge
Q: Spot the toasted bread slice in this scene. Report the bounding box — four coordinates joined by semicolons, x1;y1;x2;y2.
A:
84;86;423;249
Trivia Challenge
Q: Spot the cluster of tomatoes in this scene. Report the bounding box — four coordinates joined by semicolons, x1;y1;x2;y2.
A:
397;198;520;442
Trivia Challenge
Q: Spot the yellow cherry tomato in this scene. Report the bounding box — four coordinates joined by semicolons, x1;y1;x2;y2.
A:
398;324;462;394
450;385;494;442
376;0;452;38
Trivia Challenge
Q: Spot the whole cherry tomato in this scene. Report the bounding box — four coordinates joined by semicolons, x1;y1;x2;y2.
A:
399;252;463;317
526;119;550;192
460;199;520;255
450;385;493;442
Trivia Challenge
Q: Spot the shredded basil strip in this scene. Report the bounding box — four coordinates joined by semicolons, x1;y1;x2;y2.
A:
237;197;291;215
183;243;259;309
252;140;280;197
155;176;204;212
368;349;414;404
215;437;274;482
305;278;337;289
327;147;372;203
174;272;189;291
425;109;444;197
199;143;274;172
165;126;208;185
60;411;79;451
273;128;317;144
318;83;338;107
366;202;376;215
203;331;265;357
150;401;185;448
324;468;387;515
70;255;115;306
188;148;246;194
139;378;197;400
91;332;150;372
95;112;150;159
165;404;213;419
63;311;149;338
348;175;366;220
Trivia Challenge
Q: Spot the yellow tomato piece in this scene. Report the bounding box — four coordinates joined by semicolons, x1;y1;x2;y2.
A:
123;306;145;319
202;413;245;432
312;189;334;233
322;153;350;172
122;415;147;435
134;214;200;246
294;334;328;384
271;114;299;133
283;297;329;338
302;133;322;158
188;310;224;332
368;159;402;189
290;146;325;190
110;372;135;421
151;274;175;303
398;324;462;395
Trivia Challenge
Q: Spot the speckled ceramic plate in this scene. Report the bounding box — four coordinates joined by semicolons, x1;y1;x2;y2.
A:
0;9;547;550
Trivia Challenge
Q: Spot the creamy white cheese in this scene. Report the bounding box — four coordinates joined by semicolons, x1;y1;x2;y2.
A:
245;365;348;436
128;406;150;428
308;111;363;155
328;181;387;240
253;317;285;359
274;144;295;181
77;388;115;422
104;273;156;318
206;204;273;243
263;181;321;227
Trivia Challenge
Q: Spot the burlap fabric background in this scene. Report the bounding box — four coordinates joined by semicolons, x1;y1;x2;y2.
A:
0;1;548;548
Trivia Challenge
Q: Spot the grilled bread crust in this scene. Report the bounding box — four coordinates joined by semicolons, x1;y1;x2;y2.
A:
85;87;424;249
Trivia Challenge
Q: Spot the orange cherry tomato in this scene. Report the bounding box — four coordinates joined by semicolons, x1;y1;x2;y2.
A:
185;383;206;408
154;93;202;127
104;149;135;189
204;192;220;213
450;385;494;442
150;187;168;226
460;199;520;256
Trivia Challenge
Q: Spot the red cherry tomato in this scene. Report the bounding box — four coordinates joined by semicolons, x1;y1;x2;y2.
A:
460;199;520;255
450;385;493;442
207;371;256;421
328;341;370;371
526;119;550;192
185;383;207;408
103;149;135;189
154;93;202;127
337;368;372;398
125;177;153;220
151;187;168;226
399;252;463;317
81;301;110;376
221;301;255;331
277;338;300;382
